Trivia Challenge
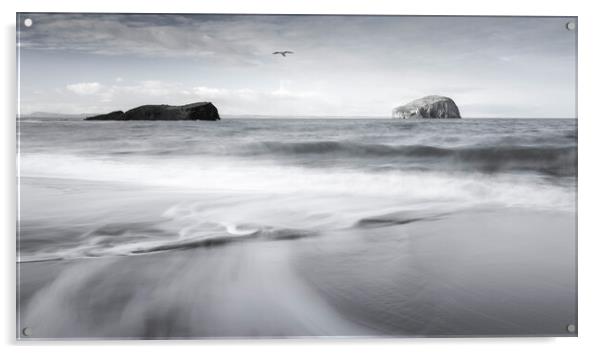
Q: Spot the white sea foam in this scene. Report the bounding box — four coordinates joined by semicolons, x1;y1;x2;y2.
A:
20;152;575;211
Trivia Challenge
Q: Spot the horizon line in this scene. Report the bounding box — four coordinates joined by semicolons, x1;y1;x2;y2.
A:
18;112;576;120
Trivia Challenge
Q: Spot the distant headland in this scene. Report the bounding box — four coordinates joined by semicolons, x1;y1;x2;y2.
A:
85;102;220;121
392;96;461;119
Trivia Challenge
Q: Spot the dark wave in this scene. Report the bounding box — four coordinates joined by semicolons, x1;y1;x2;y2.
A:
244;141;577;176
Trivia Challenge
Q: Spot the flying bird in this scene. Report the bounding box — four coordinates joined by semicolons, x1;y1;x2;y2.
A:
273;51;294;57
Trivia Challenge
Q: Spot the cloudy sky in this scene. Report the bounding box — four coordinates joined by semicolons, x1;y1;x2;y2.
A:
17;14;576;118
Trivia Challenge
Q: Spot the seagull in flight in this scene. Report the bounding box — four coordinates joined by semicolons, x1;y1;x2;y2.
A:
273;51;294;57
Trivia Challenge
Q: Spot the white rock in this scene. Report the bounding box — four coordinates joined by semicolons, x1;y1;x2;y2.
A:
393;95;461;119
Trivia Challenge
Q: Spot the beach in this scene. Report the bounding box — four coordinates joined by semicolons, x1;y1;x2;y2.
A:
17;118;577;338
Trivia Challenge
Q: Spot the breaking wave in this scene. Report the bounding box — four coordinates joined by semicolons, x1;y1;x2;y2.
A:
20;152;575;208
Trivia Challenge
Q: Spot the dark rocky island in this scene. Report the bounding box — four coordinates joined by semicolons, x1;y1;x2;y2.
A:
392;95;461;119
85;102;220;121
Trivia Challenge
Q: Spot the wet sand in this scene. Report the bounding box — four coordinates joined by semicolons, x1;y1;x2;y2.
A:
17;177;576;338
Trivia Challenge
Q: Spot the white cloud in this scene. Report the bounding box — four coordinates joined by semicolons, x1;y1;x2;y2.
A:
271;87;317;99
136;80;174;96
65;82;103;95
92;81;184;103
192;86;231;99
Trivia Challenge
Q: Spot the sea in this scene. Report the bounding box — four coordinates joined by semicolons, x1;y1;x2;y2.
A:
17;118;577;338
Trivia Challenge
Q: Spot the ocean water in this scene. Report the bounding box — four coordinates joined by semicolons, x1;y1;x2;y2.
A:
17;118;577;338
19;118;577;206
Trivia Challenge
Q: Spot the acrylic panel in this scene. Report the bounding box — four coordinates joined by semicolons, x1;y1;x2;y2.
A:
16;13;577;339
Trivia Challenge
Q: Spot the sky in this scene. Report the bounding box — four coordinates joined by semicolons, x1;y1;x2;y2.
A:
17;14;577;118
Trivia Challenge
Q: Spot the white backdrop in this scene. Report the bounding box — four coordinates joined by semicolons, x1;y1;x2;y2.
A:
2;0;600;353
